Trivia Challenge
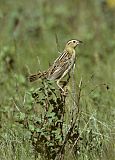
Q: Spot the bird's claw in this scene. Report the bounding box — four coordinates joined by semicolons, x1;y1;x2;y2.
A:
60;87;68;96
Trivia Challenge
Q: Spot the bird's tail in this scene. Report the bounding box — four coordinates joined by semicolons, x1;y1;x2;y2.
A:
29;71;47;82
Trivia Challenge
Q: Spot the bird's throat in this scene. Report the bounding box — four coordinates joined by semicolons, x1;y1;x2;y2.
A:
64;47;75;55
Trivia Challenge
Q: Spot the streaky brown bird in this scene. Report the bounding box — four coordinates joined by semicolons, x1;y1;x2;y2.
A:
29;39;82;91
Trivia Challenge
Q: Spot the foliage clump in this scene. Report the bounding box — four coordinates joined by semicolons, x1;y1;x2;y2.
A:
15;79;104;160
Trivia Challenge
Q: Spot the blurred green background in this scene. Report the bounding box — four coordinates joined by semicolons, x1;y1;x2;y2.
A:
0;0;115;159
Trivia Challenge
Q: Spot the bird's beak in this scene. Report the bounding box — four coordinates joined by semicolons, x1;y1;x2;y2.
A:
77;40;83;44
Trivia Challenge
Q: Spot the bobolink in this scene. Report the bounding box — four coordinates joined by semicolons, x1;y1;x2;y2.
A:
29;39;82;91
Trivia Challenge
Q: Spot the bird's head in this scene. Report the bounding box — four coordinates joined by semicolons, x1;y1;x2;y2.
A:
65;39;83;49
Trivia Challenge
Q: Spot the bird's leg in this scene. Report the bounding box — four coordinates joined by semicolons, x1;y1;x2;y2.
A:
57;70;70;93
57;79;68;95
60;72;71;88
57;79;65;92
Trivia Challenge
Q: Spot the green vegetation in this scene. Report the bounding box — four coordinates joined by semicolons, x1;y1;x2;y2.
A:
0;0;115;160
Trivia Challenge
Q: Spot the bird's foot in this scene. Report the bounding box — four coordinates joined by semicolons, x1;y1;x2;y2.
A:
60;87;68;96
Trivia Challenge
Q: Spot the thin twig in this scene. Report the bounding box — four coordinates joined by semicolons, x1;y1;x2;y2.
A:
55;33;60;53
69;115;93;156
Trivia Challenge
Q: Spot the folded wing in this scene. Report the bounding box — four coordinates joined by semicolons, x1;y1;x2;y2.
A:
47;51;72;80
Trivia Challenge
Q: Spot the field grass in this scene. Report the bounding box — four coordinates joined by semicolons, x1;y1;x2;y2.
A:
0;0;115;160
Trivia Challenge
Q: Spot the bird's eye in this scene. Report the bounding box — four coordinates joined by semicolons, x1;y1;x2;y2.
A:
73;41;76;43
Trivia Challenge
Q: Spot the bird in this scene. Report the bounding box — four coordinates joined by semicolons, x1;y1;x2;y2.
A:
29;39;82;92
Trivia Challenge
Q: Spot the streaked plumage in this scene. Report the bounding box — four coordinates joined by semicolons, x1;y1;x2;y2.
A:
29;39;82;91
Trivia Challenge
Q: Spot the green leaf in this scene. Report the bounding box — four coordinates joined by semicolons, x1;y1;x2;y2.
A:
36;128;42;133
19;112;25;120
29;124;35;132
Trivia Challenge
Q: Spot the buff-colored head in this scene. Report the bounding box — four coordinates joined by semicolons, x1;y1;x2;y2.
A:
65;39;82;49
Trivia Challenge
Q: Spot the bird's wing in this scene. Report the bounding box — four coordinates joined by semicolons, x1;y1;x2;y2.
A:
47;51;72;80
